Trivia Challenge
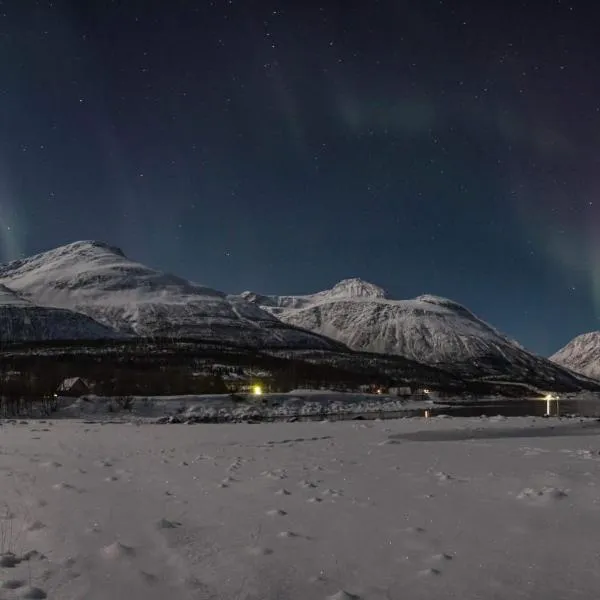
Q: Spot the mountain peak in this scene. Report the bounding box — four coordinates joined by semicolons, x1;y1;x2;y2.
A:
328;278;389;300
551;331;600;380
59;240;127;258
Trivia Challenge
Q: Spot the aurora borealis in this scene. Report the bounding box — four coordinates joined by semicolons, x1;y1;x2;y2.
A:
0;1;598;355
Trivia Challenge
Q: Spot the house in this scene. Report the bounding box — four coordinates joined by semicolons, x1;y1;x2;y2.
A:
56;377;91;397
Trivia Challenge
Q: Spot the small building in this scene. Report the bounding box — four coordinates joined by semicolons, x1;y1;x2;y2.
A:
56;377;91;397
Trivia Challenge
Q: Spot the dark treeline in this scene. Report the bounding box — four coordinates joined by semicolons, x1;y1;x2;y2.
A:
0;338;424;417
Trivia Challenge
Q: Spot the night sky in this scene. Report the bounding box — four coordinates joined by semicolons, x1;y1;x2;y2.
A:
1;1;599;356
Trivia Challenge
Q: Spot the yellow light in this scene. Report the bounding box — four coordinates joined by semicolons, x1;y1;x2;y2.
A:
423;388;430;394
377;388;383;395
424;409;430;418
252;385;262;396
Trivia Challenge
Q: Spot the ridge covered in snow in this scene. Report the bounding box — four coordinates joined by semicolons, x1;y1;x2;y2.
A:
550;332;600;380
0;282;120;342
0;241;346;351
241;279;590;387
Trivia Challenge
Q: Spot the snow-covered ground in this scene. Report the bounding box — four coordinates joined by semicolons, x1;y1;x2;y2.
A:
58;391;423;421
1;415;600;599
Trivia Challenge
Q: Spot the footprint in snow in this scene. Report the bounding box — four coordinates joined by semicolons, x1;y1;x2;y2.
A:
262;469;287;480
428;553;453;562
140;571;159;585
246;546;274;557
26;520;47;532
275;488;291;496
327;591;362;600
517;487;569;504
298;480;318;489
38;461;62;469
101;541;137;559
404;526;426;534
0;553;20;567
52;482;82;492
20;586;48;598
1;579;25;589
266;509;287;517
156;518;181;530
277;530;300;538
418;568;442;577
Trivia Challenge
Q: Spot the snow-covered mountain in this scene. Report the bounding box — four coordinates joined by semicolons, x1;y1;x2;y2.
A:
550;333;600;380
241;278;593;389
0;283;119;343
0;241;346;351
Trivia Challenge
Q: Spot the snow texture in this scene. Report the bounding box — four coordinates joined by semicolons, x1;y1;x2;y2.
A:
0;283;120;342
1;415;600;599
0;241;345;351
550;332;600;380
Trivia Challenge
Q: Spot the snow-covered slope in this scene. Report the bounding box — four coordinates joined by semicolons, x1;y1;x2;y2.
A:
0;283;120;343
0;241;346;351
550;333;600;380
242;279;594;388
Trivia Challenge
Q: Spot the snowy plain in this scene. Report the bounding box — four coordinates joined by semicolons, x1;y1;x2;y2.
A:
2;415;600;599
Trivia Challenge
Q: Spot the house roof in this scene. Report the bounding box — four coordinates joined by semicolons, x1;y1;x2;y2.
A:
58;377;89;391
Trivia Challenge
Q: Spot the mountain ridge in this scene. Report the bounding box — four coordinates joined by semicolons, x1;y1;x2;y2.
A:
240;278;589;389
0;241;347;351
550;332;600;380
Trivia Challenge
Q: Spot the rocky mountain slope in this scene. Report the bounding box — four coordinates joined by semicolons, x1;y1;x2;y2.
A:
550;332;600;380
0;283;120;343
241;278;596;390
0;241;346;351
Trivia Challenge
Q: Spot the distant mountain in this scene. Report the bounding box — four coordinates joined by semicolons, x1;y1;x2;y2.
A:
0;241;346;351
550;333;600;380
241;278;595;390
0;283;119;343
